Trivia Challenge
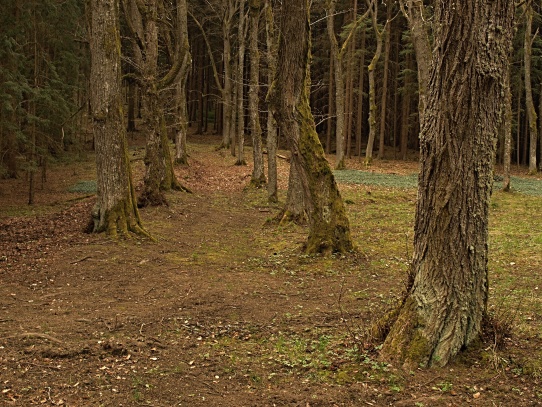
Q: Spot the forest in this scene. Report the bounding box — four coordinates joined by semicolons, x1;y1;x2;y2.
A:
0;0;542;405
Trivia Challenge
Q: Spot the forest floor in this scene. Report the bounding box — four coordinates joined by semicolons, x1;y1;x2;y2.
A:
1;134;542;406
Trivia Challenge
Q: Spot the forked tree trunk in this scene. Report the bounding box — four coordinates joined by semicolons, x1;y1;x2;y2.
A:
89;0;147;238
270;0;353;254
380;0;514;368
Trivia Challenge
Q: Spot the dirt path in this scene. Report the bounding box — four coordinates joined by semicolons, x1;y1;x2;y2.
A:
1;136;541;406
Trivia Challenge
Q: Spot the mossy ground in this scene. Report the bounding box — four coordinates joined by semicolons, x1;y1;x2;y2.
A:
0;135;541;405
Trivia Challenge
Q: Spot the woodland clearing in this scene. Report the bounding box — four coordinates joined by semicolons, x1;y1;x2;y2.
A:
1;134;542;406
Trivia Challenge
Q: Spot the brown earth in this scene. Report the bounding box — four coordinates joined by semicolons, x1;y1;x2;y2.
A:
0;135;541;406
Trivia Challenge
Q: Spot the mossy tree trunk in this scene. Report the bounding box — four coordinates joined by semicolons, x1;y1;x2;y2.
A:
380;0;514;368
89;0;147;238
270;0;353;255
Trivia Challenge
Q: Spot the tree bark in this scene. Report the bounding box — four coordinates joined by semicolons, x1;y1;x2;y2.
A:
270;0;353;254
380;0;514;368
89;0;147;238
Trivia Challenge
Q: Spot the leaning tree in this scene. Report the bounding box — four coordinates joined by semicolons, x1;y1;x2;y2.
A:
89;0;147;237
379;0;514;367
270;0;353;254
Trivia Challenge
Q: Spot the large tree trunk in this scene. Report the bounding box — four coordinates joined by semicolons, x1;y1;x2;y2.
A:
270;0;353;254
380;0;514;368
89;0;147;238
249;0;265;186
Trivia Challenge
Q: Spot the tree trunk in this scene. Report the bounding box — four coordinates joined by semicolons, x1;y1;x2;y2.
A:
278;160;307;224
234;0;247;165
377;1;392;160
270;0;353;254
399;0;432;123
400;52;412;161
365;0;383;165
89;0;147;238
356;27;366;158
345;0;358;159
326;0;346;169
174;0;191;165
265;0;278;202
249;0;265;186
380;0;514;368
326;57;334;155
524;4;537;175
502;63;512;191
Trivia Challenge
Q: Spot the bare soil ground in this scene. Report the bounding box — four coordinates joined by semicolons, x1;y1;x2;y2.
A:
1;135;541;406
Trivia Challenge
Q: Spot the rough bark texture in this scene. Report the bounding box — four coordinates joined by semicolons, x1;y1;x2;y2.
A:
380;0;514;368
270;0;353;254
249;0;265;186
89;0;146;238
